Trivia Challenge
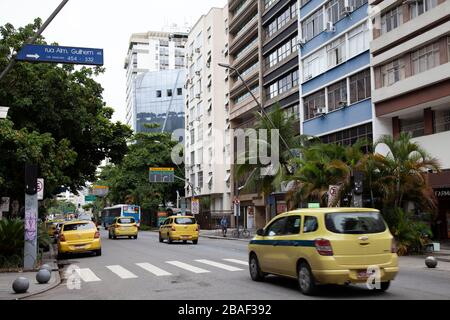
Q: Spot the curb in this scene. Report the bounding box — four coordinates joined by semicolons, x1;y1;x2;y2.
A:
199;235;251;242
15;245;62;300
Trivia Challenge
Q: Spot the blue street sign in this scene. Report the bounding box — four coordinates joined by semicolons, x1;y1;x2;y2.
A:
16;44;104;66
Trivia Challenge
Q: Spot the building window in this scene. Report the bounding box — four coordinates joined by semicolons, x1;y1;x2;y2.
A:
410;0;438;19
198;172;203;188
400;117;425;138
177;88;183;96
411;42;440;75
349;69;371;104
380;6;403;34
434;108;450;134
167;89;173;97
303;89;325;120
190;129;195;145
266;2;298;38
234;85;259;104
156;90;162;98
190;151;195;166
265;35;298;69
284;104;300;120
327;36;346;68
302;48;326;81
348;22;369;58
264;0;277;9
380;58;405;87
301;8;323;41
327;79;347;112
320;123;373;152
266;70;299;100
326;0;346;25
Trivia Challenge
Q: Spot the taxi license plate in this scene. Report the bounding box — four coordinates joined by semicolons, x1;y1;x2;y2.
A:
75;244;86;249
181;236;189;239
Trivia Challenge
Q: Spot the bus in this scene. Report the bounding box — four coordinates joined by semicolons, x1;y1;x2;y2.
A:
101;205;141;229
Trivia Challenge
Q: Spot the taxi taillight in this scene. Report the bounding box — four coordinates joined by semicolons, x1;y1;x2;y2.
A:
391;239;397;254
94;231;100;239
59;234;66;242
315;239;333;256
171;226;176;232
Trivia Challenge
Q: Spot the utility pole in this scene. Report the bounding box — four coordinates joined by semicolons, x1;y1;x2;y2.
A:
24;164;38;270
0;0;70;82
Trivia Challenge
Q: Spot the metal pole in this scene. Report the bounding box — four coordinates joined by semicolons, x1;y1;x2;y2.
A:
0;0;70;82
24;164;38;271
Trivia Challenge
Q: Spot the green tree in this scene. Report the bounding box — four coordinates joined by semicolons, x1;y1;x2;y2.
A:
96;130;184;225
0;19;132;206
235;106;308;209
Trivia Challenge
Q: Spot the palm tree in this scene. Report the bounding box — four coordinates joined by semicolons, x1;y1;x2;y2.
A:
374;132;441;212
235;106;310;213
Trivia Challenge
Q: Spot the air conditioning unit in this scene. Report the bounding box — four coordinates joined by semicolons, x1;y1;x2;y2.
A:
338;101;348;108
195;71;201;76
314;107;326;117
343;5;354;15
195;48;201;53
196;94;201;99
325;21;336;33
206;62;211;68
298;38;307;47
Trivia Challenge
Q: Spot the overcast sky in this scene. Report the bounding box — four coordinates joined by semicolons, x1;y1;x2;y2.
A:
0;0;227;123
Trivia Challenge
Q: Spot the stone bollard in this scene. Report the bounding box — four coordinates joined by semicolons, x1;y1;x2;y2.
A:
40;264;53;273
12;277;30;294
425;256;438;269
36;269;52;284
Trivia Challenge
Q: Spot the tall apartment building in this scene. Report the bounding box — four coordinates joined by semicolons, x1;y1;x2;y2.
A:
228;0;264;229
261;0;300;221
369;0;450;239
298;0;373;148
124;30;188;132
184;6;233;228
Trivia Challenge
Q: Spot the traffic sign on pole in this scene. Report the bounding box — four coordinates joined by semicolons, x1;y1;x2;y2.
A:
37;179;44;201
16;44;104;66
191;199;200;215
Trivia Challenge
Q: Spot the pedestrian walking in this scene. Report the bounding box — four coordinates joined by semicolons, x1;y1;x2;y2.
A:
220;216;228;237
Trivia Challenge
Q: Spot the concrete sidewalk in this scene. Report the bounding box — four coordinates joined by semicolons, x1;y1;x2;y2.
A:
199;228;254;242
0;246;61;300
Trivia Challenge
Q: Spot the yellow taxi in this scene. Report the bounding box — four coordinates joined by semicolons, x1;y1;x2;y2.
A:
57;220;102;259
248;208;399;295
159;216;199;244
46;220;64;237
108;217;139;239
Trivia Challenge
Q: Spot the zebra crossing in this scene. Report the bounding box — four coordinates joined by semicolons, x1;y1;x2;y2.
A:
70;258;248;283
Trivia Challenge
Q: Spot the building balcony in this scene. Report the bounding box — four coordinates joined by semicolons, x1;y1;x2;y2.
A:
373;62;450;105
230;41;259;72
229;0;258;35
371;2;450;55
229;17;259;54
230;92;261;121
230;68;259;96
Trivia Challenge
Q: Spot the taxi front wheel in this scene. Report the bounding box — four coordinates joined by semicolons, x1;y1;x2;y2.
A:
249;254;265;282
298;262;318;296
375;281;391;292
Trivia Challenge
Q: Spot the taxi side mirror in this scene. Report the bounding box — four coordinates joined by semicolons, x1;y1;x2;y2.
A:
256;229;265;237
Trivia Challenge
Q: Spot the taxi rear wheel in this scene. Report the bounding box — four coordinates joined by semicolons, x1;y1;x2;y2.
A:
193;240;198;245
159;233;163;243
298;262;318;296
249;254;265;282
95;249;102;257
168;237;173;244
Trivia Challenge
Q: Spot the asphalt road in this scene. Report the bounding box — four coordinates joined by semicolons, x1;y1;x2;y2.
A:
27;230;450;300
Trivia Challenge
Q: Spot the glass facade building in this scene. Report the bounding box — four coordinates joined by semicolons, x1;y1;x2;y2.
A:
134;69;186;133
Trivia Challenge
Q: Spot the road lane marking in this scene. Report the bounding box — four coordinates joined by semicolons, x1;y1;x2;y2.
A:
76;268;101;282
106;265;138;279
136;263;172;276
195;259;244;271
166;261;210;274
223;259;249;266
